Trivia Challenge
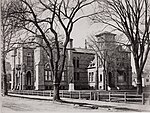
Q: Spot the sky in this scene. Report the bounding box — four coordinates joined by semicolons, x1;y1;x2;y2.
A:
69;1;105;48
71;18;98;48
70;16;110;48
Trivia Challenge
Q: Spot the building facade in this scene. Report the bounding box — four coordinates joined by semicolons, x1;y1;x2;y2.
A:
87;32;132;90
11;38;94;90
10;32;132;91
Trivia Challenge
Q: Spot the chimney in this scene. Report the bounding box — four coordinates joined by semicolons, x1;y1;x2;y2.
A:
69;38;73;49
85;39;88;49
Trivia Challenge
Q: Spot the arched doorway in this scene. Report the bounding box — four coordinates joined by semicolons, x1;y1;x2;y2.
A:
26;71;31;89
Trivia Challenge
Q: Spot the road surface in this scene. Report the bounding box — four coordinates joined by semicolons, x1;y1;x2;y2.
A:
2;96;142;113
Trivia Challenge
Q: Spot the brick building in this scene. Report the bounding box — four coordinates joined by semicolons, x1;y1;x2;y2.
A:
11;38;94;90
87;32;132;90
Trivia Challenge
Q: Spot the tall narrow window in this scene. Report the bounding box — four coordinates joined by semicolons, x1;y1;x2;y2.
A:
45;71;48;80
27;53;32;66
99;74;102;82
73;57;76;67
91;72;94;82
77;72;80;80
74;72;80;80
62;72;65;81
77;57;79;68
89;72;91;82
44;64;52;81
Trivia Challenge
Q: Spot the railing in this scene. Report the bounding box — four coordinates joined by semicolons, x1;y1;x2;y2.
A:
8;90;150;105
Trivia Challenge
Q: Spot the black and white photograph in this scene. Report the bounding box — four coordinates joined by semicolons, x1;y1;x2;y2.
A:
1;0;150;112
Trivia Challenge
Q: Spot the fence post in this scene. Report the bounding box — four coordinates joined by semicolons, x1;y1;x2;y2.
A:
30;90;31;95
62;91;63;98
109;92;111;102
79;91;81;99
50;91;51;97
90;91;92;100
70;91;72;98
99;92;100;101
124;92;127;103
142;93;144;105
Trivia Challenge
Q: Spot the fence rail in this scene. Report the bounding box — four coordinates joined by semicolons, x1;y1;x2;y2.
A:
8;90;150;105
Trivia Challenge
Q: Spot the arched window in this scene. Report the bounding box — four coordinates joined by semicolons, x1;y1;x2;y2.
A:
44;64;52;81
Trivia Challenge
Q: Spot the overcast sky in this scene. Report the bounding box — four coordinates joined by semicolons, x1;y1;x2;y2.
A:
71;18;109;48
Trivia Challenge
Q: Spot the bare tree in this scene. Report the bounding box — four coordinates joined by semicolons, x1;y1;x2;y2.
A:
1;0;24;96
10;0;95;101
91;0;150;94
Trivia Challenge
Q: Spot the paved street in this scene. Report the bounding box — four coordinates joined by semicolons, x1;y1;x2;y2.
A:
2;96;149;113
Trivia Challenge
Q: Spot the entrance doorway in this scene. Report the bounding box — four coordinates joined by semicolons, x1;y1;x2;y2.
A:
26;71;31;89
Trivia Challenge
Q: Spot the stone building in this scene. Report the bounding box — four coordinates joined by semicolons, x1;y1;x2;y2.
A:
11;38;94;90
87;32;132;90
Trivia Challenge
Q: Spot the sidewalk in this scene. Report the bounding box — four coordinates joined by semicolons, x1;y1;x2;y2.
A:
8;93;150;112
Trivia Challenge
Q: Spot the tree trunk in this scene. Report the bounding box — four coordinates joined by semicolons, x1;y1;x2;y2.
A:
95;55;99;90
53;83;60;101
136;72;143;94
2;58;8;96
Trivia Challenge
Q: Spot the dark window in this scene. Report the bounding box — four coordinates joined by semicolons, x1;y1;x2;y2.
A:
77;57;79;68
73;57;76;67
91;72;94;82
27;53;32;66
74;72;76;80
146;79;149;82
74;72;80;80
99;74;102;82
77;72;80;80
124;72;126;82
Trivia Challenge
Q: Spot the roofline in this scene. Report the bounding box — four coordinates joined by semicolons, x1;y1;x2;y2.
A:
95;32;116;37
